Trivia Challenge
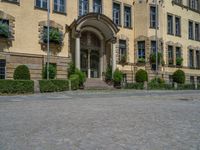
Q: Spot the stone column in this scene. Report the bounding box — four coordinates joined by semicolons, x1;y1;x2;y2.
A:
75;31;81;69
100;40;104;80
88;50;91;78
111;37;117;74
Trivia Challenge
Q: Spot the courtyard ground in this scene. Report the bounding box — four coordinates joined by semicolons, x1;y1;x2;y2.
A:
0;90;200;150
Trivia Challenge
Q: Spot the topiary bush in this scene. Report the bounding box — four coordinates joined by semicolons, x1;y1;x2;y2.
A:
13;65;31;80
176;57;183;66
42;64;57;79
135;69;148;83
113;68;123;87
172;69;185;84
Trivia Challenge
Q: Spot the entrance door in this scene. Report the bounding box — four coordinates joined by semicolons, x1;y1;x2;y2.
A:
90;50;99;78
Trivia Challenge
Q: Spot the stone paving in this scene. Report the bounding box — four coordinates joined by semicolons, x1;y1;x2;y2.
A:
0;90;200;150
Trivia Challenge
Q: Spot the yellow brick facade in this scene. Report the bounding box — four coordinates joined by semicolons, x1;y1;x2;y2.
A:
0;0;200;83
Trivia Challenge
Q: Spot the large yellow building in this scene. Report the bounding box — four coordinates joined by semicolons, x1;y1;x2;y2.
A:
0;0;200;84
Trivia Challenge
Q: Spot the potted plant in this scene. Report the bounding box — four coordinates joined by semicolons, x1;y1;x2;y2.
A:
42;27;63;45
113;68;123;88
137;58;145;64
0;22;10;39
176;57;183;66
150;52;162;64
119;54;127;65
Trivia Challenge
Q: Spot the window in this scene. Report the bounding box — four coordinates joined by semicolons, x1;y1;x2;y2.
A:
196;51;200;68
168;45;174;65
3;0;19;4
36;0;47;9
189;21;194;39
197;76;200;84
195;23;200;41
175;17;181;36
113;3;121;26
138;41;145;59
167;15;173;35
119;40;126;61
79;0;89;16
174;0;182;4
124;6;131;28
188;0;199;10
93;0;102;13
189;49;194;67
151;41;156;53
150;6;156;28
54;0;65;13
176;47;181;58
190;76;195;84
0;60;6;79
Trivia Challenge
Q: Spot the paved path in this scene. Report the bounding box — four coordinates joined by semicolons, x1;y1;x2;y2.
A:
0;90;200;150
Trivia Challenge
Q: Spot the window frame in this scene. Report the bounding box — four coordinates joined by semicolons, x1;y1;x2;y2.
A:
35;0;48;10
53;0;66;14
175;16;181;36
119;39;127;62
168;45;174;65
113;1;121;26
124;5;132;28
79;0;89;16
0;59;6;80
93;0;102;14
167;14;174;35
138;41;146;59
189;20;194;40
1;0;20;5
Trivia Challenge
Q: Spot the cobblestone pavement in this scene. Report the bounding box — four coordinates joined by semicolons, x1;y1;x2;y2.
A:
0;90;200;150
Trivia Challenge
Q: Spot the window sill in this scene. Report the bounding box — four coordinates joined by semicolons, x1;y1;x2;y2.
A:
53;10;67;16
149;26;159;30
167;33;174;36
1;0;20;5
34;6;48;11
175;34;181;37
124;26;133;30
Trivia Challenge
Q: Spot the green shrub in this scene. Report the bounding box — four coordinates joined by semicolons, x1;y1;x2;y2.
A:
177;84;195;90
137;58;145;63
135;69;148;83
67;62;76;78
150;52;162;64
119;55;127;65
172;69;185;84
0;22;10;38
69;74;80;90
39;79;69;93
176;57;183;66
125;83;144;89
105;65;112;82
198;84;200;90
75;69;86;86
13;65;31;80
0;80;34;94
42;64;57;79
113;68;123;86
43;27;63;45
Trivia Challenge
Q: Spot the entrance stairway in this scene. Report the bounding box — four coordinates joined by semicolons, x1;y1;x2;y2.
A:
84;78;114;90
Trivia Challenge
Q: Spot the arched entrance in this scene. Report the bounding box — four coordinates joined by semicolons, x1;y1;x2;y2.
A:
80;31;102;78
69;13;119;79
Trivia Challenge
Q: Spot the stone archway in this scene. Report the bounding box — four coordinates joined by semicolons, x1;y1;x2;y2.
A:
69;13;119;79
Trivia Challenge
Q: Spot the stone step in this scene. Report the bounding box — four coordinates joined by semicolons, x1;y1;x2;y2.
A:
84;78;114;90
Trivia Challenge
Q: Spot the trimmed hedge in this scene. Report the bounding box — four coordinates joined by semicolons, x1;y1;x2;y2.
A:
173;69;185;84
0;80;34;94
135;69;148;83
148;83;174;90
39;80;69;93
13;65;31;80
125;83;144;89
177;84;195;90
69;74;79;90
